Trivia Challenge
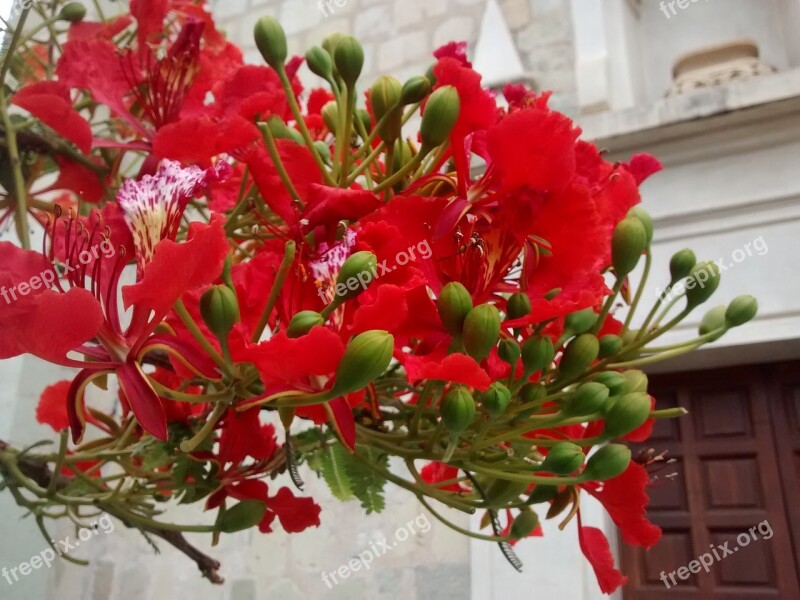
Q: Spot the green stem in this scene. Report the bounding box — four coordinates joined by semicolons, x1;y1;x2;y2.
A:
258;123;300;201
174;299;231;377
338;85;355;185
0;7;29;83
463;461;585;486
0;90;31;248
180;401;229;453
345;140;386;186
252;240;296;342
372;149;427;192
624;250;652;330
417;496;511;542
276;64;336;186
47;431;68;498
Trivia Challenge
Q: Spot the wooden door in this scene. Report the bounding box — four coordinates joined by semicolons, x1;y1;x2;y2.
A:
620;364;800;600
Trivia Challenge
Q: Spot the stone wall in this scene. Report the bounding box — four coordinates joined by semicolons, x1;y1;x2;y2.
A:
213;0;577;108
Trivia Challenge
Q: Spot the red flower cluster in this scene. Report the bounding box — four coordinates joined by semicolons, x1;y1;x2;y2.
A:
0;1;755;591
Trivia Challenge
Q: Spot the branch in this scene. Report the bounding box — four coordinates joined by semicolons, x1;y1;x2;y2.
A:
0;439;225;584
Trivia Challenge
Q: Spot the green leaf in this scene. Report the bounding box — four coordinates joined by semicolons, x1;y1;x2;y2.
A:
303;439;389;513
318;442;355;501
348;446;388;514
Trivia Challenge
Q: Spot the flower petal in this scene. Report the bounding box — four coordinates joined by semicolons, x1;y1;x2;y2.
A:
13;82;92;153
122;213;230;322
117;361;167;440
578;522;628;594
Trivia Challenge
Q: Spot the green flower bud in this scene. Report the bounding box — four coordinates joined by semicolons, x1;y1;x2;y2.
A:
699;305;727;342
521;336;554;373
539;442;585;475
603;392;651;438
321;101;339;133
264;116;303;144
622;370;648;394
669;248;696;284
564;308;597;335
321;33;344;56
598;334;623;358
370;76;403;142
400;76;431;105
425;64;437;86
482;382;511;417
510;508;540;538
199;285;240;340
484;478;529;506
333;36;364;88
556;334;599;382
420;85;460;149
254;17;287;69
584;444;631;481
498;339;521;366
219;500;267;533
725;294;758;327
526;484;558;505
441;386;476;434
616;329;642;362
507;292;531;320
593;371;627;396
335;251;378;301
287;310;324;338
332;330;394;395
518;382;546;405
628;207;654;245
684;261;721;309
612;216;647;277
462;304;501;362
437;282;473;335
305;46;332;79
564;382;609;416
58;2;87;23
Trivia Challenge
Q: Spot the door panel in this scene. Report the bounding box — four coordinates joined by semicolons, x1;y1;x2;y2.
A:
768;362;800;580
621;365;800;600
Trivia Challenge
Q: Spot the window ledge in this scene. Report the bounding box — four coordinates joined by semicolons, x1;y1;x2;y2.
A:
576;67;800;150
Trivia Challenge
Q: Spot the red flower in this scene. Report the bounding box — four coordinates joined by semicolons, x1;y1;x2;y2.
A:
487;105;581;192
402;353;491;390
207;479;321;534
420;461;462;492
235;326;361;449
217;409;278;466
582;462;662;549
36;381;72;432
0;161;231;442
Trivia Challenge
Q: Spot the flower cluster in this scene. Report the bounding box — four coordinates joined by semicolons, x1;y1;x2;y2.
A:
0;1;758;591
